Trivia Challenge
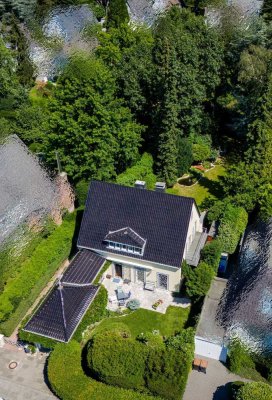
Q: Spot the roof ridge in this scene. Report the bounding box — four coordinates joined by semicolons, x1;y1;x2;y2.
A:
57;281;68;342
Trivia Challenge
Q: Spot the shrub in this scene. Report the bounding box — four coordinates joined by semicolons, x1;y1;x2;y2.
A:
0;212;76;336
218;204;248;254
127;299;140;310
165;327;195;351
183;262;215;300
116;153;157;189
87;326;193;400
201;239;223;272
19;328;58;349
228;341;255;375
48;341;158;400
192;143;211;162
75;179;90;206
236;382;272;400
146;343;193;400
177;138;193;176
88;331;148;390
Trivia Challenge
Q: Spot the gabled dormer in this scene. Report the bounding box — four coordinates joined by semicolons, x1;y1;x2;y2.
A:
103;227;146;256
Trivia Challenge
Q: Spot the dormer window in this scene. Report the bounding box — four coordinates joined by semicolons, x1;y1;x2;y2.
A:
103;227;146;256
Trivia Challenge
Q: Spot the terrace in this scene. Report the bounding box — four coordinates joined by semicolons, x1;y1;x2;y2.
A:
102;265;190;314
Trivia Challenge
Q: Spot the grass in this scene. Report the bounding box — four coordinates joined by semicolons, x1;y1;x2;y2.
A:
92;306;190;338
168;164;226;207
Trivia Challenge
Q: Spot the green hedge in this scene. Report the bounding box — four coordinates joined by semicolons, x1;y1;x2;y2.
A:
228;341;267;382
88;331;148;390
87;328;194;400
236;382;272;400
0;220;55;293
201;239;223;272
217;205;248;254
48;340;160;400
0;212;76;336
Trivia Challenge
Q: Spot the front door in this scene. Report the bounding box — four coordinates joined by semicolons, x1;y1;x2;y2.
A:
115;263;123;278
157;273;168;290
135;267;145;284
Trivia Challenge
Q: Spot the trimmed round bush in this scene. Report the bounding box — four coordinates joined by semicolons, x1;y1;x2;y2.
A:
236;382;272;400
127;299;140;310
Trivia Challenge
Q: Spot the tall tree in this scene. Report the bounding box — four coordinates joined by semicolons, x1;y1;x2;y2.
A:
155;37;180;186
152;8;223;184
43;55;142;181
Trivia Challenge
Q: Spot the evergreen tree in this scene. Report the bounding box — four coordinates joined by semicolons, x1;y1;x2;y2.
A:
155;37;180;186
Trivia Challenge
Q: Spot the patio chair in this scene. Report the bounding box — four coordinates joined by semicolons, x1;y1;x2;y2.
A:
119;299;125;306
109;295;118;304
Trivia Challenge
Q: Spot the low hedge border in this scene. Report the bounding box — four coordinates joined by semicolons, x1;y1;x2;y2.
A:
48;340;161;400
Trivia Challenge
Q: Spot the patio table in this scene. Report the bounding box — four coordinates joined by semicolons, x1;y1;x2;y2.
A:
117;290;127;300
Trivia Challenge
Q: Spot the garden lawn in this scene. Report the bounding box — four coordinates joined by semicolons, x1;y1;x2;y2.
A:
92;306;190;338
168;164;226;206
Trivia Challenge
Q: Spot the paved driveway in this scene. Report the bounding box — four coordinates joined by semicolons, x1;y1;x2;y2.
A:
0;347;56;400
183;356;249;400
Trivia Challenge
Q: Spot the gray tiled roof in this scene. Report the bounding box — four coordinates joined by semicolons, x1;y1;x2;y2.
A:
78;181;195;268
24;250;103;342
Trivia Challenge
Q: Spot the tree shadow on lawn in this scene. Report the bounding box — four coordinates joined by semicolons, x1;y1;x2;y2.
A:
196;175;225;201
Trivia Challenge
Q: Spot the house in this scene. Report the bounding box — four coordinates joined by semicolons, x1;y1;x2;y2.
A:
23;180;207;342
77;180;207;292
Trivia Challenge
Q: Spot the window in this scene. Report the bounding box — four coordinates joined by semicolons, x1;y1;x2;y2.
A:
106;241;143;255
157;273;168;290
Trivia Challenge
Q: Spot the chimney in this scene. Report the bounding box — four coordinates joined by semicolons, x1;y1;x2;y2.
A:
155;182;166;193
134;180;146;189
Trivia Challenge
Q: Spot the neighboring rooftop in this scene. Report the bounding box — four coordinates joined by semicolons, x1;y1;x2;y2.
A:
78;181;195;268
196;278;227;345
0;135;57;244
24;250;105;342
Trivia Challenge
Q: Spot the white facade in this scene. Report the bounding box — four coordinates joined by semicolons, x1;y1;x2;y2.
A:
79;203;203;292
183;203;203;259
